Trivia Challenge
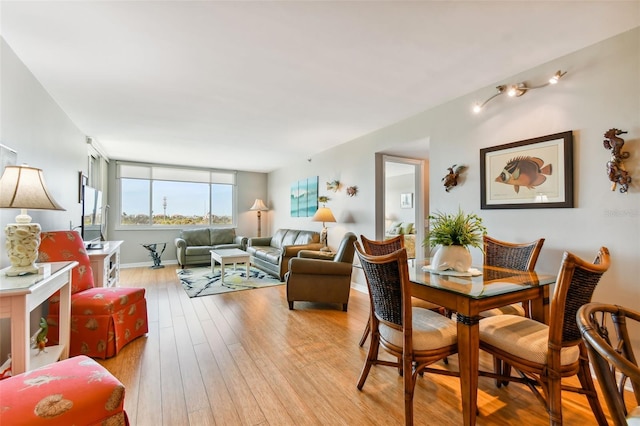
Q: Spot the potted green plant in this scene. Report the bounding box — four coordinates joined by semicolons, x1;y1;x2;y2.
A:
424;208;487;272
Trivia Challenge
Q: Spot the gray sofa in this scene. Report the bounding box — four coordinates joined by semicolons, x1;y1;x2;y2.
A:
246;229;323;280
175;228;247;268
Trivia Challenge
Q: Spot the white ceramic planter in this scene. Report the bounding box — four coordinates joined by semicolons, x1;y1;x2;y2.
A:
431;245;472;272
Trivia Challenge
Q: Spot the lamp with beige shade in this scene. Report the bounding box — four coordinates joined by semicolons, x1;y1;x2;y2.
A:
0;165;65;276
249;198;268;238
312;206;336;252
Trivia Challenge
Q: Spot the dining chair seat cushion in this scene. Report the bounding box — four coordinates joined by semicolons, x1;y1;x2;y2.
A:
479;315;580;365
479;303;526;318
379;307;457;351
411;297;442;311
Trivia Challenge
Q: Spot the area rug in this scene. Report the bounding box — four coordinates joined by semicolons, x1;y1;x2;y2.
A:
177;266;283;298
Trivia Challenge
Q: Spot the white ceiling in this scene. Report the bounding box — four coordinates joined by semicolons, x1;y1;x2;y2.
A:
1;1;638;173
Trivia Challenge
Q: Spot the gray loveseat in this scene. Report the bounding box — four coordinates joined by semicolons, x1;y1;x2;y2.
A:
246;229;323;280
175;228;247;268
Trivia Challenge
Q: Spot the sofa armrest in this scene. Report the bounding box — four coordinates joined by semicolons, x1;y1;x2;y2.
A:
282;243;324;258
174;237;187;266
248;236;272;247
298;250;335;260
288;257;353;276
174;237;187;249
234;235;248;250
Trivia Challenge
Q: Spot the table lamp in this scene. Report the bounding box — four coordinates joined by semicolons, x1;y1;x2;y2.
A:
0;165;65;276
249;198;268;237
312;206;336;252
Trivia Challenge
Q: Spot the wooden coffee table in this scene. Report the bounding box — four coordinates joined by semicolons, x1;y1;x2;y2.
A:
210;249;251;283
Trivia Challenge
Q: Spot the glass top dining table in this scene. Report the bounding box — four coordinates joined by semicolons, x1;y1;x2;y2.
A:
408;259;556;425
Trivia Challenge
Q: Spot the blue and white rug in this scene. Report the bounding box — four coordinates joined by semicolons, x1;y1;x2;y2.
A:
177;266;283;298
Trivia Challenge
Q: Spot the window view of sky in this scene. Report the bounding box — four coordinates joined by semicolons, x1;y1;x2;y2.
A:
121;179;232;217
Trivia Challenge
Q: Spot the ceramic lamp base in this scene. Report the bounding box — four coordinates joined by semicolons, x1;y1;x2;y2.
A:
4;223;41;276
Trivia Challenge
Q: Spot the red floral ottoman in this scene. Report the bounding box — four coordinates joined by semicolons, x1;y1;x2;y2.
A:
0;355;128;425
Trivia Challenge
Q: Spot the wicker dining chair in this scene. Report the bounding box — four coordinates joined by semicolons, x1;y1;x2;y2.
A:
355;243;458;426
578;302;640;426
480;235;545;318
357;235;445;347
480;235;545;387
479;247;610;426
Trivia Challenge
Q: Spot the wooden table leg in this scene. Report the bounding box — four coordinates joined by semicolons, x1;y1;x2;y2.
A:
456;311;480;426
529;287;549;324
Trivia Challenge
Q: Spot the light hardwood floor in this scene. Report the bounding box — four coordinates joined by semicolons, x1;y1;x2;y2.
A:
99;265;615;425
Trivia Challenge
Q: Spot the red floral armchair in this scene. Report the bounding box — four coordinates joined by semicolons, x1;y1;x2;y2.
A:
38;231;148;359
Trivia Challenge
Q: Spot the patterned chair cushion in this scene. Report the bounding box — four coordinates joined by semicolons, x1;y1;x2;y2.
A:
0;355;128;425
38;231;95;293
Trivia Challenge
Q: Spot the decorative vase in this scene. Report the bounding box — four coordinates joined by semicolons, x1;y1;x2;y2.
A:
431;245;472;272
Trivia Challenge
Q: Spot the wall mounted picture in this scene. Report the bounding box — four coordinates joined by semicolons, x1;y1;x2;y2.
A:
291;176;319;217
480;131;573;209
400;192;413;209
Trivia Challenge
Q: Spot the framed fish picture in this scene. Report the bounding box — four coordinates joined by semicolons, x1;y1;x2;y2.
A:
480;131;573;209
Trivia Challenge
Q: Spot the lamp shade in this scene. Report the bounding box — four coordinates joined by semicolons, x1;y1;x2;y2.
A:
0;165;65;276
312;207;336;224
0;165;65;211
249;198;268;211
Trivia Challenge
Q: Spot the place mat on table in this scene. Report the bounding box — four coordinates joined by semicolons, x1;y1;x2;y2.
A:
421;265;482;277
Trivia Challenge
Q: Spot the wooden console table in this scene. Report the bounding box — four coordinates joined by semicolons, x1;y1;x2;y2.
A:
0;261;77;374
87;241;123;287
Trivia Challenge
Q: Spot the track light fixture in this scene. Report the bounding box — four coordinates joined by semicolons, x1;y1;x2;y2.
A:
472;70;566;114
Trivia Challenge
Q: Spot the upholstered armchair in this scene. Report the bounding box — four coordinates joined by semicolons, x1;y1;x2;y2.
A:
38;231;148;359
285;232;357;311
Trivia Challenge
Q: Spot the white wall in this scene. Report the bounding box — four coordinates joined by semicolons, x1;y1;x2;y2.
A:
268;28;639;348
0;38;89;361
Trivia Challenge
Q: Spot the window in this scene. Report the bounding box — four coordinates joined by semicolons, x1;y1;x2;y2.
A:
117;162;236;227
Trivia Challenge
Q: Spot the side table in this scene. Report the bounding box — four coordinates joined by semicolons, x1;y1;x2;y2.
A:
0;261;77;374
87;240;123;287
142;242;166;269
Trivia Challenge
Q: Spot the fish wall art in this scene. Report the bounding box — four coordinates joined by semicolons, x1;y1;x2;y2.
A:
494;156;552;194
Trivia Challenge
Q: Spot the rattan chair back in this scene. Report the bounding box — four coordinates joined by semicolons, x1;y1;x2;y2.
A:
360;234;404;256
578;302;640;426
355;241;408;328
483;235;545;272
552;247;610;346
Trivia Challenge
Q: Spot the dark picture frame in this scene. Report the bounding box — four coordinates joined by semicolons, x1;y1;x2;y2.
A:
480;131;573;209
400;192;413;209
78;171;88;203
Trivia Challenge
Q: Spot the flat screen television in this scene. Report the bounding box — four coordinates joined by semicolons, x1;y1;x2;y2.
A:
81;185;104;249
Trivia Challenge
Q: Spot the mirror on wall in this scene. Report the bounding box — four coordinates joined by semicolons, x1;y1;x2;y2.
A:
376;154;426;260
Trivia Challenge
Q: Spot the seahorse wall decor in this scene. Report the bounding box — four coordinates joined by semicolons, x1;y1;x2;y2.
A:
603;128;632;193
